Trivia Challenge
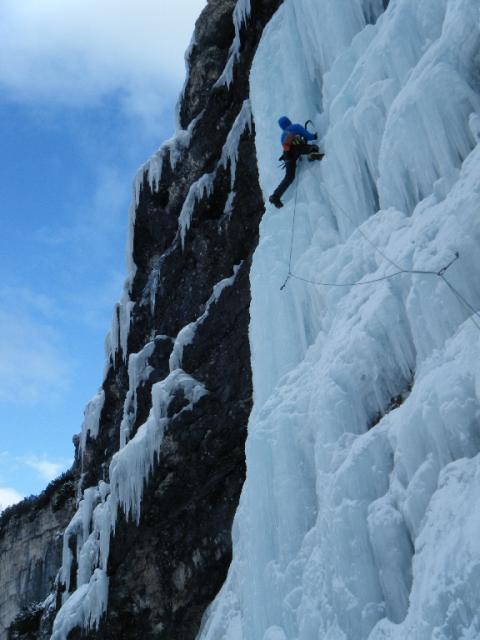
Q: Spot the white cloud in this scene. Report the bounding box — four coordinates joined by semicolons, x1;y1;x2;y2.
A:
21;455;71;481
70;270;126;331
0;0;206;129
0;286;60;319
0;487;23;511
0;294;72;405
33;163;132;330
36;164;128;250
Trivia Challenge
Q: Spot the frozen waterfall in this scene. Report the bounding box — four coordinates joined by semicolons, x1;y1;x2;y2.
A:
198;0;480;638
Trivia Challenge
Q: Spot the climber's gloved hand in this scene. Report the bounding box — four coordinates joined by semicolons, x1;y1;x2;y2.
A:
313;133;318;140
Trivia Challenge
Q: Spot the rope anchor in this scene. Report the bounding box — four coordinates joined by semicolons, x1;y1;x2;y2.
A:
437;251;460;276
280;273;291;291
279;169;480;331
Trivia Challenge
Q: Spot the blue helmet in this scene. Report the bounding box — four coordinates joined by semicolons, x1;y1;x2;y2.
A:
278;116;292;130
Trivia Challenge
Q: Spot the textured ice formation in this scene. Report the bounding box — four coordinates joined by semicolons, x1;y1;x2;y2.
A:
198;0;480;639
60;486;102;593
51;569;109;640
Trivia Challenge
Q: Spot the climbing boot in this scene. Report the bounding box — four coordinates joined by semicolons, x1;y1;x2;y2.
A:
269;194;284;208
308;152;324;162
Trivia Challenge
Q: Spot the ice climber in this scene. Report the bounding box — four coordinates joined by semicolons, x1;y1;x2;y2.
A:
269;116;323;209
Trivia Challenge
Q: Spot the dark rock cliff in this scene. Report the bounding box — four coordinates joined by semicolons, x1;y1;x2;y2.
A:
1;1;282;639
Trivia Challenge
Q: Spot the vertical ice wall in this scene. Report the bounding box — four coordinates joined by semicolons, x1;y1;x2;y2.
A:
198;0;480;639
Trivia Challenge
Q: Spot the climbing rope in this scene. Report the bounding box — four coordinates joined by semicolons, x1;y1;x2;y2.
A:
280;168;301;291
280;162;480;331
439;274;480;331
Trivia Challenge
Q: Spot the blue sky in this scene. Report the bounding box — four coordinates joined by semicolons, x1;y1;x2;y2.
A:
0;0;206;509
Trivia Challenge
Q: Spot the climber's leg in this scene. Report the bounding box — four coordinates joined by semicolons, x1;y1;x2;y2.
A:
269;156;297;208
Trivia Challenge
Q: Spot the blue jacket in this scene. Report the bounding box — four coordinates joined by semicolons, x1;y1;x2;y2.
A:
278;116;316;144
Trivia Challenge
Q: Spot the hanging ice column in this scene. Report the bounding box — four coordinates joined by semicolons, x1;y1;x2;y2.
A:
198;0;480;639
51;369;208;640
52;266;244;637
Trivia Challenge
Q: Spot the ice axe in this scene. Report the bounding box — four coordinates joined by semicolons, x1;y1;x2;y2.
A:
304;119;324;161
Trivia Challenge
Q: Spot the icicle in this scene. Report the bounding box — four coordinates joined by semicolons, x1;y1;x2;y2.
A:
79;390;105;454
110;370;207;525
215;0;252;87
119;341;156;448
52;370;208;636
169;265;242;371
179;102;251;247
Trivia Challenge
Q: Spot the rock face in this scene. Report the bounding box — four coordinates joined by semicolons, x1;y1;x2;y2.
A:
0;1;282;639
0;474;76;637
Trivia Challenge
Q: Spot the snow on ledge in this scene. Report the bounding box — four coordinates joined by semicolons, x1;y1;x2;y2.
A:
79;390;105;455
178;100;252;247
105;108;200;373
215;0;252;88
134;111;203;207
170;264;242;371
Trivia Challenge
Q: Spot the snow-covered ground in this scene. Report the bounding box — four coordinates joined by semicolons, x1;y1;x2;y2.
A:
198;0;480;638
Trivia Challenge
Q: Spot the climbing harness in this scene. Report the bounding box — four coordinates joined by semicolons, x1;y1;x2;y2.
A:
280;164;480;331
279;121;318;166
282;132;304;152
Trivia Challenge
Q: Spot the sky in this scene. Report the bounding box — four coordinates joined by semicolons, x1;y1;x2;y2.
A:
0;0;206;510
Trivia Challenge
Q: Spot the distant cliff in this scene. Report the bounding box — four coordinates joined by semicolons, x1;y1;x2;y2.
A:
0;473;75;637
